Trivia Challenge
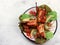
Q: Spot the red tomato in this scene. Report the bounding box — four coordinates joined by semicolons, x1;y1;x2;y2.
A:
26;33;31;38
23;25;31;38
27;33;30;36
29;10;36;16
24;28;31;33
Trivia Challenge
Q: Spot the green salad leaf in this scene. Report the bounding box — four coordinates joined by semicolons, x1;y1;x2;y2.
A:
39;4;52;12
35;38;46;43
35;38;41;43
20;14;31;20
46;11;57;22
45;31;53;40
19;14;31;21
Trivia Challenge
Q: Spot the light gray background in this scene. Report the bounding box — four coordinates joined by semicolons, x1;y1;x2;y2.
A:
0;0;60;45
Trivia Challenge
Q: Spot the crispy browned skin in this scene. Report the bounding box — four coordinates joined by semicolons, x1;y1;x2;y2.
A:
27;19;37;26
37;24;45;38
38;8;46;23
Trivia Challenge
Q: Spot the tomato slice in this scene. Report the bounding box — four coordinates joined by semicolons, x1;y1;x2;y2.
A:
26;33;31;38
23;25;31;33
29;10;36;16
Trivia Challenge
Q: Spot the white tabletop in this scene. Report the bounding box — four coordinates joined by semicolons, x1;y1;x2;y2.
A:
0;0;60;45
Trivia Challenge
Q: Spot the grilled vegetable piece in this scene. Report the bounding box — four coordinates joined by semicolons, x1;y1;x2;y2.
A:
45;31;53;40
39;5;52;12
19;14;31;22
46;11;57;22
37;24;46;38
27;19;37;26
45;23;52;30
37;8;46;23
30;29;37;38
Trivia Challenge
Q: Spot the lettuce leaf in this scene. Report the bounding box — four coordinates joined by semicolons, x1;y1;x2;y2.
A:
45;31;53;40
39;5;52;12
19;14;31;22
20;14;31;20
46;11;57;22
